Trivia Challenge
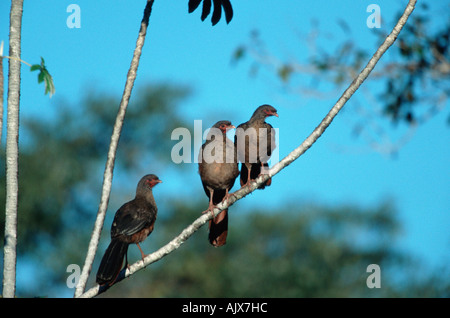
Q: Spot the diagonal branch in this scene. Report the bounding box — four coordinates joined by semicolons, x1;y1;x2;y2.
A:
74;0;156;298
78;0;417;298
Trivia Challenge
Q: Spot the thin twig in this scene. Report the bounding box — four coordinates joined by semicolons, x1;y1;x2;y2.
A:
74;0;155;297
1;55;31;67
78;0;417;298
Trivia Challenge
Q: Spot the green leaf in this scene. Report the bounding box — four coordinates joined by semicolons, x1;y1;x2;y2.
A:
30;56;55;97
38;70;45;83
43;71;55;97
30;64;41;72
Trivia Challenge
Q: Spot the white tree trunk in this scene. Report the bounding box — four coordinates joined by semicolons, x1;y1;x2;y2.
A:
3;0;24;298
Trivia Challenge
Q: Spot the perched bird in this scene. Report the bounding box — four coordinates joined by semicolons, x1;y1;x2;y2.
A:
188;0;233;26
235;104;278;189
199;120;239;246
96;174;162;286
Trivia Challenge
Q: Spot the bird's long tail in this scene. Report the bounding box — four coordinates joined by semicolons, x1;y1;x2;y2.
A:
209;209;228;247
96;239;128;286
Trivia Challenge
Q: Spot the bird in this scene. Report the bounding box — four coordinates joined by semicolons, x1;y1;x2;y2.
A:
198;120;239;246
235;104;278;189
188;0;233;26
96;174;162;286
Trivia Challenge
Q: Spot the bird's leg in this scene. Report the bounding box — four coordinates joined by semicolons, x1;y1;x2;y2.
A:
136;243;147;264
260;162;267;175
224;188;235;203
243;164;253;188
258;162;272;178
202;188;216;219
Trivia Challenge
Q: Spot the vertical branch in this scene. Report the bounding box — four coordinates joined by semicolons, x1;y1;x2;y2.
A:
3;0;24;298
0;41;4;144
74;0;155;297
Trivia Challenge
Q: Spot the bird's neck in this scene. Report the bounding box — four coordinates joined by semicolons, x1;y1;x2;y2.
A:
206;132;227;143
249;116;266;126
136;189;156;205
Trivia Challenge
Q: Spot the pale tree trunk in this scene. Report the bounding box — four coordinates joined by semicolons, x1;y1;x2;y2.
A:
0;41;4;143
3;0;24;298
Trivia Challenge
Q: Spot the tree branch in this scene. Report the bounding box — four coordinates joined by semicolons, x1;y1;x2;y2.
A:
1;55;32;67
0;42;4;145
74;0;156;297
77;0;417;298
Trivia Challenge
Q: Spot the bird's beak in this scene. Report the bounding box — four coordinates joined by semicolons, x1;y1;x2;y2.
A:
272;112;279;117
228;125;236;130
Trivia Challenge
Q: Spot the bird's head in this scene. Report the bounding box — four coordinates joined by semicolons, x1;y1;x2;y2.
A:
141;174;162;189
213;120;236;134
253;104;278;119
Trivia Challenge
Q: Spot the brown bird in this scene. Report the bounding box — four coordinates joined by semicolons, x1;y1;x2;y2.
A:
198;120;239;247
235;104;278;189
96;174;162;286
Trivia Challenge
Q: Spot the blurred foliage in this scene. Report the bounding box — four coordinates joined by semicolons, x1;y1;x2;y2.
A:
102;201;449;298
231;2;449;153
381;5;449;125
0;83;448;297
188;0;233;26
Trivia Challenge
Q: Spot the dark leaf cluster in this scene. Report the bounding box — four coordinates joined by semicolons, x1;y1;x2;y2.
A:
188;0;233;26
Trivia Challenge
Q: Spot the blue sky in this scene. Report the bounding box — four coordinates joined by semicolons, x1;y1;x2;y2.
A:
1;0;449;295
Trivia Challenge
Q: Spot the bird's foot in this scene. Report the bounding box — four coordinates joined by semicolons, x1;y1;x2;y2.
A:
224;190;236;203
202;205;216;219
242;179;255;190
256;173;271;188
136;243;148;265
